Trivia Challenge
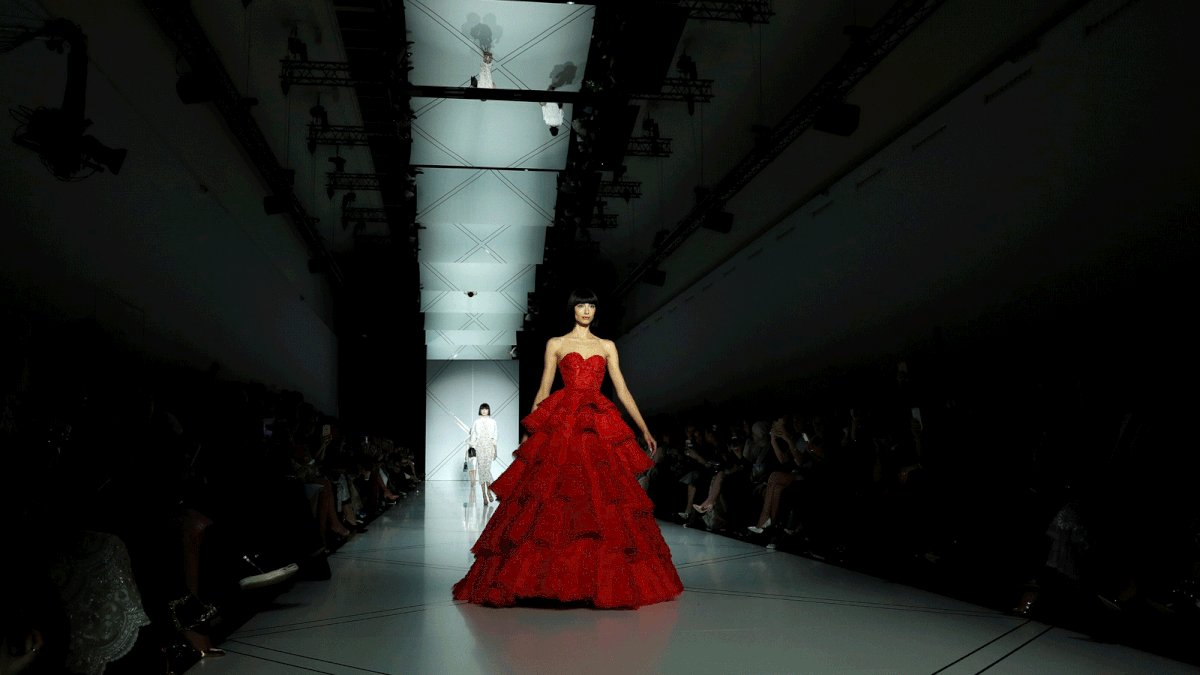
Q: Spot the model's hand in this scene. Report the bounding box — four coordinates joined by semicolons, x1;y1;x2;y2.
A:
643;432;657;454
0;630;42;675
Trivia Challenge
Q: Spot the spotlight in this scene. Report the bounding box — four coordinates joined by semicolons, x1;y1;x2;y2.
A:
643;268;666;286
287;32;308;61
813;102;860;137
264;195;288;215
309;101;329;131
703;211;733;234
175;72;214;105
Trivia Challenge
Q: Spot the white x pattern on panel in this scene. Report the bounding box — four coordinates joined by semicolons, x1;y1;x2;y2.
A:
410;0;593;360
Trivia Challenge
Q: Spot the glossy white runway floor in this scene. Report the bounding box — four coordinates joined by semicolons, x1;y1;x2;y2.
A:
195;481;1199;675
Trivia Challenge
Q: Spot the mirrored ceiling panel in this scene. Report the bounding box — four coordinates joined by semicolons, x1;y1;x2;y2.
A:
416;168;557;227
418;224;546;265
406;0;593;91
426;343;515;360
424;313;527;331
419;262;535;294
411;99;573;169
425;330;518;346
422;290;527;315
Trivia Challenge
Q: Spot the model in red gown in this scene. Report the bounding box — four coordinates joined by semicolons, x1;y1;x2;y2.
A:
453;293;683;609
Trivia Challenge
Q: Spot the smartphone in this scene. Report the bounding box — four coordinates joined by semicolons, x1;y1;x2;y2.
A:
801;433;810;443
911;408;923;426
322;424;331;438
898;361;908;373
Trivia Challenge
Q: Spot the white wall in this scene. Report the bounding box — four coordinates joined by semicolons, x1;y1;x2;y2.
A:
0;0;339;412
617;0;1200;413
425;360;519;480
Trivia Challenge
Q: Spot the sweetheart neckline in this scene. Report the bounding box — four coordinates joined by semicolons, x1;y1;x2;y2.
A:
560;351;606;365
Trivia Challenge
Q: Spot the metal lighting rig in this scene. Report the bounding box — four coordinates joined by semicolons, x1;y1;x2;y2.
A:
596;180;642;201
142;0;344;287
626;136;673;157
587;213;619;229
629;78;714;103
342;206;405;223
280;59;389;95
613;0;948;299
675;0;774;24
308;123;400;150
326;172;404;192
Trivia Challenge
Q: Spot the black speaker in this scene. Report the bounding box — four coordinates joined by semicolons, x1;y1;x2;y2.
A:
813;103;860;137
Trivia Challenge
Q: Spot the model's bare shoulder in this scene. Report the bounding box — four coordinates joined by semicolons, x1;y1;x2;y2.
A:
601;339;618;355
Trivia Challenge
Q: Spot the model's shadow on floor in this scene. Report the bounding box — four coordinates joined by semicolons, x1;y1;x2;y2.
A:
511;597;595;610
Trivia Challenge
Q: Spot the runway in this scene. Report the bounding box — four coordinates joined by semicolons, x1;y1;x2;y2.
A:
196;481;1199;675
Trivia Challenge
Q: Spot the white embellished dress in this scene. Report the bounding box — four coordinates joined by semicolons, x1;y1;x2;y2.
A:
469;416;499;483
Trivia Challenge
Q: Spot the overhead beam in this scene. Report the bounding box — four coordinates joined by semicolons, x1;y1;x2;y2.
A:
612;0;949;300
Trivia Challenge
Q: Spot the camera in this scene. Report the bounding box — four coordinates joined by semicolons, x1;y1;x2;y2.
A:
466;291;477;298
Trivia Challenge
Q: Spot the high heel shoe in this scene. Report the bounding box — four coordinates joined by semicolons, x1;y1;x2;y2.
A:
748;518;771;534
693;503;714;514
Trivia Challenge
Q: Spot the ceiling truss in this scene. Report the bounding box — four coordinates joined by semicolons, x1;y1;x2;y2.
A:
613;0;949;298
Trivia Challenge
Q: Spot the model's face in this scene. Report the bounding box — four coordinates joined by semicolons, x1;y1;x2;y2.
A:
574;302;596;326
480;409;490;416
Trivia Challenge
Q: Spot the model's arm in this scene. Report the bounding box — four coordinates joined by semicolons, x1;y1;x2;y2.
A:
532;338;560;412
603;340;657;453
468;420;478;452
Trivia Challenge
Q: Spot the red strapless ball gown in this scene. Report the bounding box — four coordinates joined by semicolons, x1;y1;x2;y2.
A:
452;352;684;608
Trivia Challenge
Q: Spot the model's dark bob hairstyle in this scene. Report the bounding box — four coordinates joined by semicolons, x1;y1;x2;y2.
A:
567;288;599;328
479;403;490;415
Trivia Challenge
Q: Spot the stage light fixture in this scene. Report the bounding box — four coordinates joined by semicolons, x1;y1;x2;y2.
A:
264;195;288;215
813;102;860;137
643;268;666;286
703;211;734;234
175;72;214;105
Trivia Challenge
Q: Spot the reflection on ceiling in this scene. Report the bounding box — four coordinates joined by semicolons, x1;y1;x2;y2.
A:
409;0;594;360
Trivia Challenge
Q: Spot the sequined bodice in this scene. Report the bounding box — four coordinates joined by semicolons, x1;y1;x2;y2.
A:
559;352;606;391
